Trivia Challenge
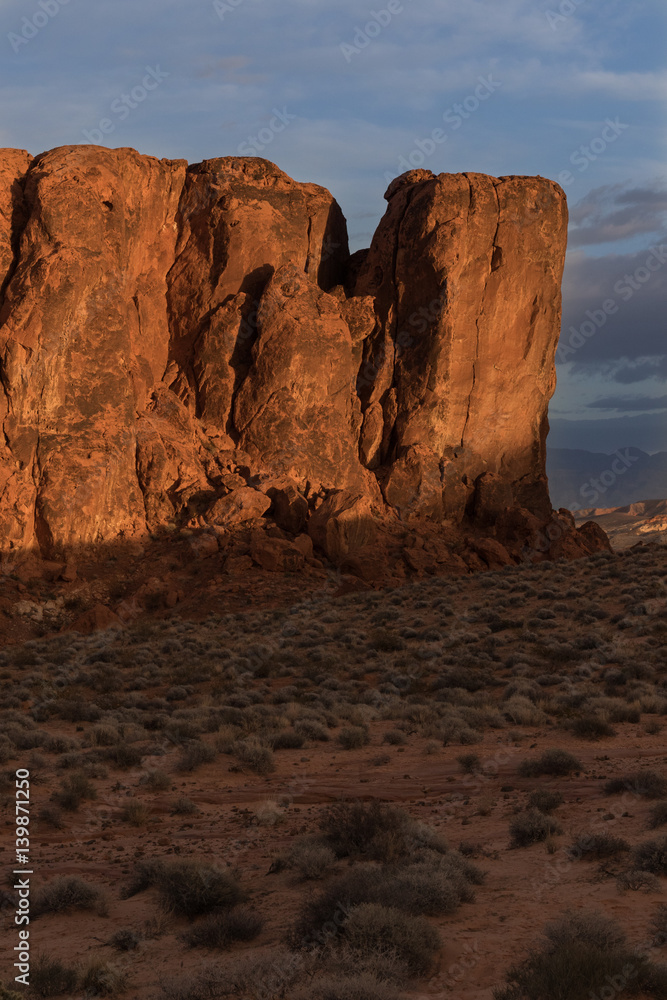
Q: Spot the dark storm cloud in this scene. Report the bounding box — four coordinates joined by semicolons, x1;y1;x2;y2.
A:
568;181;667;248
586;394;667;412
557;243;667;365
610;356;667;383
548;413;667;454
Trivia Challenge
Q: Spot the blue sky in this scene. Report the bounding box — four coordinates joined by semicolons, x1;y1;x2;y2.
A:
2;0;665;454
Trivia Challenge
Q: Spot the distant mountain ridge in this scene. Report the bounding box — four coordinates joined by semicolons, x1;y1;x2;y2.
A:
547;447;667;510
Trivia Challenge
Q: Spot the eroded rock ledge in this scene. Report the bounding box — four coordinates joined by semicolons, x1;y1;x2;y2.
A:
0;146;608;584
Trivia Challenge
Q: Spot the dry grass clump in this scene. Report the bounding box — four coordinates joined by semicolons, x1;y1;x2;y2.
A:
648;802;667;829
616;869;662;893
518;749;581;778
604;770;667;799
32;877;107;918
567;714;616;739
338;726;370;749
125;859;243;918
632;835;667;875
527;789;563;814
281;839;337;882
343;902;440;976
51;771;97;811
567;833;630;860
229;738;275;775
493;910;667;999
319;801;447;862
176;740;217;772
510;810;562;848
108;928;140;952
121;800;150;826
78;959;128;996
182;907;264;949
29;954;79;997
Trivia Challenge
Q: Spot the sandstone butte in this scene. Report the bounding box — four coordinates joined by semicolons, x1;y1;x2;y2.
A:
0;145;609;588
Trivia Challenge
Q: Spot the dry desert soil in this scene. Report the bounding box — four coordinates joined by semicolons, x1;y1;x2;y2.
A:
1;540;667;1000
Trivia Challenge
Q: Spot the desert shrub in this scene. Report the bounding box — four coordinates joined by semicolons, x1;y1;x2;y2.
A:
109;928;140;951
649;802;667;829
51;771;97;811
604;770;667;799
140;769;171;791
121;801;150;826
493;910;666;1000
518;749;581;778
158;952;305;1000
284;840;336;882
29;955;78;997
338;726;370;750
290;854;474;948
156;860;242;917
104;744;144;769
182;907;264;948
568;715;616;740
457;752;481;773
294;719;330;741
170;795;198;815
176;741;217;772
650;904;667;942
37;806;64;829
230;738;275;775
382;729;407;746
293;971;402;1000
568;833;630;860
527;790;563;814
32;877;106;918
617;869;662;892
633;836;667;875
510;809;562;848
79;960;127;996
319;801;446;862
270;730;305;750
343;903;440;976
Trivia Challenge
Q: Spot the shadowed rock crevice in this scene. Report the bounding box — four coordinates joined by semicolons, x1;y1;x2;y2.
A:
0;145;608;569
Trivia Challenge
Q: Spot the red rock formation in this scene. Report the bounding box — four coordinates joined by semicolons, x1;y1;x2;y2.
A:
0;145;608;574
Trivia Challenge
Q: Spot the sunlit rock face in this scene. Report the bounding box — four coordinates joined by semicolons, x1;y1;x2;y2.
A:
0;145;603;564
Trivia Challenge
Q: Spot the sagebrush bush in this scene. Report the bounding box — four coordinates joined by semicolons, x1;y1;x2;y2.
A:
510;810;562;848
519;749;581;778
51;772;97;811
604;770;667;799
319;801;446;862
182;907;264;948
79;959;127;997
649;802;667;829
527;789;563;814
29;955;79;997
569;715;616;739
32;877;107;918
176;741;217;772
283;840;336;882
338;726;370;750
156;861;243;917
121;801;150;826
633;836;667;875
568;833;629;860
343;903;440;976
493;910;667;1000
109;928;140;952
230;738;275;775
